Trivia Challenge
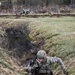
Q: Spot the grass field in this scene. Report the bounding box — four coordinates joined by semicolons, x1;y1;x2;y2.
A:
0;17;75;75
28;17;75;75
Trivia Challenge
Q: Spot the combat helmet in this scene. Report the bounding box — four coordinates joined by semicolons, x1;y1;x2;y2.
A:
37;50;47;59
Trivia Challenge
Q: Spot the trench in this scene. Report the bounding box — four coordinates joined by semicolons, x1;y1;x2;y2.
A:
0;21;73;75
0;23;44;66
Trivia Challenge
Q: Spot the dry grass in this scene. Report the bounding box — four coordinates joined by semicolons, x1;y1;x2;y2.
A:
27;17;75;75
0;47;27;75
0;17;75;75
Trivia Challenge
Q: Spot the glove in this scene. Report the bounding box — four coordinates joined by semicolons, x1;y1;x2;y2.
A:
63;70;68;75
25;67;32;72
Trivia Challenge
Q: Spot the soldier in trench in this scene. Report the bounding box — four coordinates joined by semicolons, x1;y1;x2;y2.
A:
26;50;68;75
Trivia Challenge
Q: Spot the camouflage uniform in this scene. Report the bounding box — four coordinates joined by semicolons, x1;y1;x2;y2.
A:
26;50;68;75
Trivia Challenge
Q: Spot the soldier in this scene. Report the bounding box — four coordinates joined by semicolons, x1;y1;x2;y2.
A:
26;50;68;75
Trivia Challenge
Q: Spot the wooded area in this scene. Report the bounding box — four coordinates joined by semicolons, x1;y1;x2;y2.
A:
0;0;75;15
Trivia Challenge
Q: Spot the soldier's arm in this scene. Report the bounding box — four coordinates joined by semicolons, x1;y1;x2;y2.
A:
49;56;68;75
25;60;40;72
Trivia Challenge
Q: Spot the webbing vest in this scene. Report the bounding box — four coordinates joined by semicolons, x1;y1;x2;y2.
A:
36;57;52;73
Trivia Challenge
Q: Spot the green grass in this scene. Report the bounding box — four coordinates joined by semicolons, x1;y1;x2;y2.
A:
0;47;26;75
27;17;75;55
0;17;75;75
27;17;75;75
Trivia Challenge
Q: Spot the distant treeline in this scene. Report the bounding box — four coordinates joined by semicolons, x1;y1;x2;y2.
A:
0;0;75;11
16;0;75;7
